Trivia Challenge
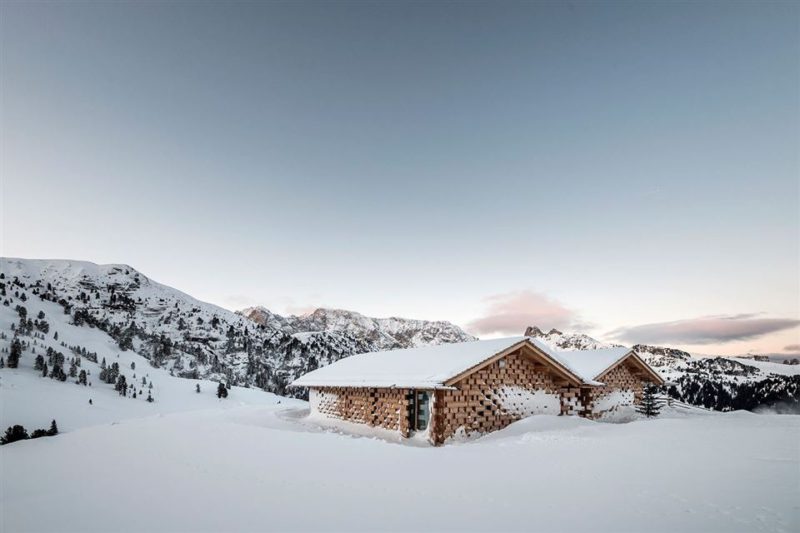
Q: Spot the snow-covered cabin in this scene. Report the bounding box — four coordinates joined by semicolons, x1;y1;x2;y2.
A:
291;336;664;445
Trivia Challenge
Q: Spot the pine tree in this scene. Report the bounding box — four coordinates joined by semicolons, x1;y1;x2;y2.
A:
115;375;128;396
48;420;58;436
42;363;48;377
7;338;21;368
216;383;228;399
30;428;50;439
0;357;4;368
78;369;88;385
146;392;154;403
118;322;135;351
637;383;663;418
34;354;45;371
1;425;29;445
195;383;201;394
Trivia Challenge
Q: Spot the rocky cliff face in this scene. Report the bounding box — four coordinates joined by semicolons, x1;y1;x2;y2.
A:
523;326;616;351
241;306;474;350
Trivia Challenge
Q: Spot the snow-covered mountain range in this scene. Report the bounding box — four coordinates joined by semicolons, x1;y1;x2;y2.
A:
0;258;473;397
240;306;473;350
523;326;614;351
522;326;800;412
0;257;797;412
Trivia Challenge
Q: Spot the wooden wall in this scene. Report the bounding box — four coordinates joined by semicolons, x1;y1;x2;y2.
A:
585;362;644;418
430;349;562;445
310;386;411;436
308;354;655;445
560;384;589;417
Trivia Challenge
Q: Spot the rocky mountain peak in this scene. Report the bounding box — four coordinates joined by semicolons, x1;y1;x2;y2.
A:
523;325;612;351
239;305;475;350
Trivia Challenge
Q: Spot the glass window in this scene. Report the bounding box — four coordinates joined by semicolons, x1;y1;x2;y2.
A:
415;390;430;431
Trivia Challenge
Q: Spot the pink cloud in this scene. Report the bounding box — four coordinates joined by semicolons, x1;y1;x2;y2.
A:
467;290;581;336
784;344;800;352
608;315;800;345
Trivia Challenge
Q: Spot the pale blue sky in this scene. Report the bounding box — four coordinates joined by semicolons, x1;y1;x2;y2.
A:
1;1;798;355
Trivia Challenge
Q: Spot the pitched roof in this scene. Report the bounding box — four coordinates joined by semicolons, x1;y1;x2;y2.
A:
290;336;649;389
291;337;533;389
556;347;632;381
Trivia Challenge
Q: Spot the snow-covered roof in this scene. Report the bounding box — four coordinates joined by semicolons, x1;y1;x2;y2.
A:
290;336;640;389
292;337;532;389
555;347;632;381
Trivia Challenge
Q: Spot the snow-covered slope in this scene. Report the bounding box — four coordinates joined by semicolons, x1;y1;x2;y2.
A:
0;258;473;399
729;357;800;377
0;286;302;433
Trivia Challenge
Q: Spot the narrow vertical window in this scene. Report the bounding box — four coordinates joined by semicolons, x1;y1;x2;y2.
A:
415;390;430;431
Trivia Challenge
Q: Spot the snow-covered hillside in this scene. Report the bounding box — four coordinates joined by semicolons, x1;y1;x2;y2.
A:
0;286;302;433
0;258;472;398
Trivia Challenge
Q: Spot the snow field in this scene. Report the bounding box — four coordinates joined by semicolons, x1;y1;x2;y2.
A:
2;405;798;533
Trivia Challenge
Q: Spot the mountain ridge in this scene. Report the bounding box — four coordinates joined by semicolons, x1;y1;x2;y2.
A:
0;257;473;397
521;324;799;411
1;257;797;411
239;305;475;350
